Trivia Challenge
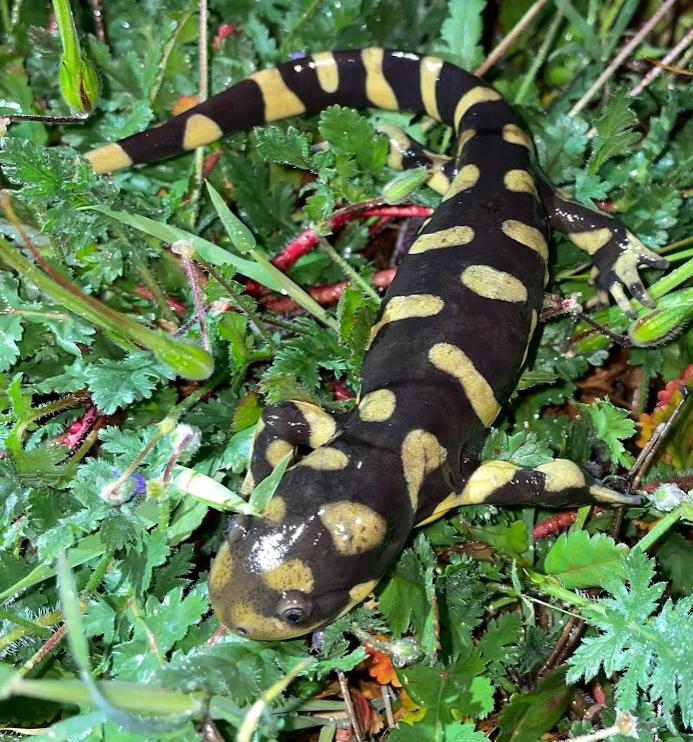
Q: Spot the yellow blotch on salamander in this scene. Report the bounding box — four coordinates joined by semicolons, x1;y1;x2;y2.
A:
368;294;445;347
409;226;475;253
265;438;294;467
84;143;133;174
208;540;234;592
453;87;502;130
441;164;481;201
262;495;286;524
504;169;539;199
502;124;533;150
294;401;337;448
420;55;444;121
229;601;322;641
454;128;477;158
501;220;550;263
298;446;349;471
319;501;387;555
312;51;339;93
250;67;306;121
461;265;528;303
263;559;315;592
536;460;585;491
567;228;612;255
401;429;448;510
361;48;398;110
182;113;224;150
460;460;520;504
358;389;397;422
521;309;539;366
428;343;500;427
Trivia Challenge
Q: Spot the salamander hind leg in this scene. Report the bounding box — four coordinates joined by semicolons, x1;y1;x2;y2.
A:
241;401;338;496
417;458;640;525
537;180;668;317
459;459;642;507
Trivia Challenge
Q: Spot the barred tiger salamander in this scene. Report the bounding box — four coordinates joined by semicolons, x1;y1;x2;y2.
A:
86;49;667;640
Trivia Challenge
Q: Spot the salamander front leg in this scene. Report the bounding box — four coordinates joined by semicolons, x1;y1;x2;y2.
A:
416;458;640;526
241;401;338;496
378;124;456;195
537;180;668;317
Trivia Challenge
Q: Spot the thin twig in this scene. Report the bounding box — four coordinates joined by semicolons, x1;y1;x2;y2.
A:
475;0;550;76
629;25;693;97
537;609;583;677
629;387;690;491
381;686;395;729
336;670;363;742
2;112;88;124
568;0;678;116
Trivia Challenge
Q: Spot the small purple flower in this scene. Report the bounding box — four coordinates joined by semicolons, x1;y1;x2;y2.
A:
109;470;147;496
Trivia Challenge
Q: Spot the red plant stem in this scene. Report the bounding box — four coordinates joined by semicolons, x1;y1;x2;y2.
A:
261;268;397;314
245;202;432;296
134;286;187;315
369;216;392;237
331;380;355;400
359;205;433;219
642;475;693;493
533;507;605;540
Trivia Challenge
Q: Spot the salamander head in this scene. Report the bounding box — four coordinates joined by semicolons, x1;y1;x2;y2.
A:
208;465;404;640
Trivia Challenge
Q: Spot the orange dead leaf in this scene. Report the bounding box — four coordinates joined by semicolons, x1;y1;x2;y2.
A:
364;646;402;688
171;95;200;116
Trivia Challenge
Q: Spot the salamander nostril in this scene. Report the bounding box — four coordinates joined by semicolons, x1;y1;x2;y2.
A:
226;514;249;544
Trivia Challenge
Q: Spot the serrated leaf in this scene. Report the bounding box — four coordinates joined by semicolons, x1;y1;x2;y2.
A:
255;125;314;169
543;531;628;589
440;0;485;70
589;88;640;174
0;314;23;372
567;550;690;727
578;397;636;468
85;353;176;414
318;105;388;173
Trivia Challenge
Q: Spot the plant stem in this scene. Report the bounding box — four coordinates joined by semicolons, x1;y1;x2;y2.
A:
317;236;380;302
635;506;686;552
0;237;213;379
514;0;567;104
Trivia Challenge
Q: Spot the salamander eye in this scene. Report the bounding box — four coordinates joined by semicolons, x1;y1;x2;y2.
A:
277;592;312;625
281;606;305;624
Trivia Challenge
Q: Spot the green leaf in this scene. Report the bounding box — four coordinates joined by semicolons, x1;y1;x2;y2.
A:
205;180;257;254
497;668;573;742
543;531;628;589
379;547;428;637
89;205;282;291
255;125;314;170
567;550;691;727
588;88;640;174
247;450;292;512
440;0;486;70
85;353;176;414
318;105;389;173
578;397;636;468
0;314;23;372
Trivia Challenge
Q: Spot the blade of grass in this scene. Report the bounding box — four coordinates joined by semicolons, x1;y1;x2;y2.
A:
206;182;338;330
87;205;283;291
